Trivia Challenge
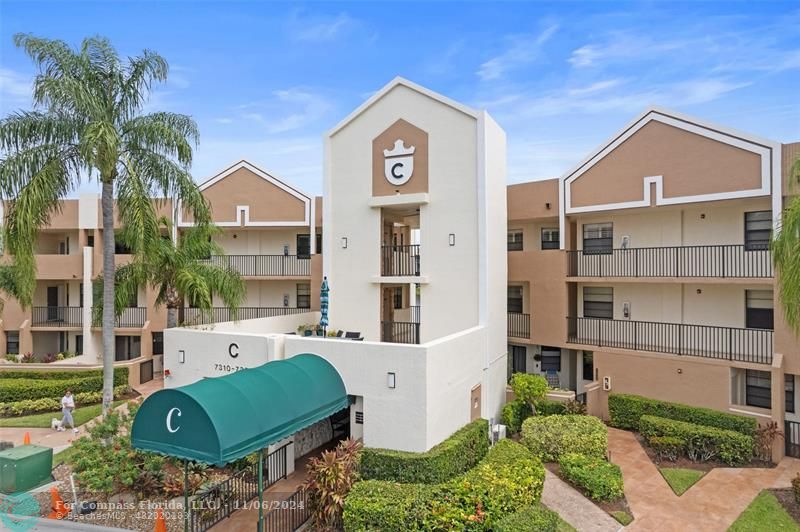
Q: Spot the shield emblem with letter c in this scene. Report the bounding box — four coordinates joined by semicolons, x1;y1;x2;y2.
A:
384;139;415;186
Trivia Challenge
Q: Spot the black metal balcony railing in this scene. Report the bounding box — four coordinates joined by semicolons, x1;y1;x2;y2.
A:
567;316;773;365
508;312;531;339
411;305;421;324
381;321;420;344
567;245;773;278
206;255;310;277
116;307;147;328
381;245;420;276
32;306;83;327
183;306;308;325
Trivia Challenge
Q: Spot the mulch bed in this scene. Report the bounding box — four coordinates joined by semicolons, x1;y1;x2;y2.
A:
633;432;774;471
769;488;800;523
544;462;633;524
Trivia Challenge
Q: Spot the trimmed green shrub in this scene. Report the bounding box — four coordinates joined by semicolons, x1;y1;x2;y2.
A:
0;385;130;417
0;368;128;402
343;440;544;531
501;399;531;434
360;418;489;483
608;393;756;436
0;367;128;381
559;453;624;502
648;435;684;462
521;415;607;462
639;415;753;466
535;398;567;416
493;505;561;532
792;473;800;505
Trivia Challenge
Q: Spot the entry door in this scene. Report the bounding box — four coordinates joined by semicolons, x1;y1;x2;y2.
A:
470;384;482;421
47;286;59;321
511;345;526;374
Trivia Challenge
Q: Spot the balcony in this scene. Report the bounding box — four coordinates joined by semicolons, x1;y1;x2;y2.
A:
183;306;309;325
567;245;772;279
115;307;147;328
381;245;420;277
508;312;531;339
381;321;420;344
206;255;310;277
567;316;773;365
32;306;83;327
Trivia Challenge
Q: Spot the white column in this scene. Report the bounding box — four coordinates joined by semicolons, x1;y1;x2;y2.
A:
82;246;100;360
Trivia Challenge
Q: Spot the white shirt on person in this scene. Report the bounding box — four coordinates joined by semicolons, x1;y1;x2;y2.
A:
61;395;75;410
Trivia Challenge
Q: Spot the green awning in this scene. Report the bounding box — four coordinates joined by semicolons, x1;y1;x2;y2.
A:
130;353;348;465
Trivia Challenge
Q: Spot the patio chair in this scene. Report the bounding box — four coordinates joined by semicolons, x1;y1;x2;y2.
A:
336;330;344;337
545;369;560;388
345;331;361;339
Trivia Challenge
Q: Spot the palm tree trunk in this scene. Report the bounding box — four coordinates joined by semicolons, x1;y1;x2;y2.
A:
101;179;116;416
167;306;178;328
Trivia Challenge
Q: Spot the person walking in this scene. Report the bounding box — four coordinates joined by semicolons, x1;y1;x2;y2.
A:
58;390;79;433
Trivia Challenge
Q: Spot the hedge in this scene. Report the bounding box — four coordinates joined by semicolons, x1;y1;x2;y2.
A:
559;453;624;502
639;415;753;466
501;399;532;434
521;415;608;462
0;368;128;402
535;398;567;416
343;440;544;531
608;393;757;436
0;385;130;417
0;367;128;381
359;418;489;483
493;505;561;532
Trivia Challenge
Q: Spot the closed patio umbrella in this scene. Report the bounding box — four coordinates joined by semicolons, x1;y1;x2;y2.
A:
320;276;329;335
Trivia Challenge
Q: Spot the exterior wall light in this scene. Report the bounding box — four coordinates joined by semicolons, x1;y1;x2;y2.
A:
341;237;348;249
178;350;185;364
448;233;456;246
387;372;396;389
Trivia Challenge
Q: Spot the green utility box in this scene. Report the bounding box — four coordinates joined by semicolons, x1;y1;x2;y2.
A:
0;444;53;494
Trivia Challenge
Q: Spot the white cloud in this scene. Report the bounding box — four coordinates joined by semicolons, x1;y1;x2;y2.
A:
290;11;356;42
567;79;625;97
477;23;559;81
222;88;332;134
0;68;33;112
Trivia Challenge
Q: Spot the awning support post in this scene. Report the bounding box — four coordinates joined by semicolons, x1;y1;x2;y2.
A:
184;460;189;532
258;449;265;532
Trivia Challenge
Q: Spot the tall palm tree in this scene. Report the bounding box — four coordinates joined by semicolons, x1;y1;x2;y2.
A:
0;35;210;415
773;156;800;331
95;218;245;329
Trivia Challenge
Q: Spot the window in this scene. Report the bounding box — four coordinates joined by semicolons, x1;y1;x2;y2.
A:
583;223;613;254
76;335;83;355
507;286;523;313
114;335;141;361
583;287;613;319
746;290;774;330
114;234;132;254
745;369;771;409
127;290;138;308
296;234;311;259
541;347;561;371
393;287;403;309
787;375;795;414
507;230;523;251
152;332;164;356
79;283;84;306
744;211;771;251
582;351;594;381
510;345;526;374
297;283;311;309
541;228;559;250
316;233;322;254
6;331;19;355
87;235;94;247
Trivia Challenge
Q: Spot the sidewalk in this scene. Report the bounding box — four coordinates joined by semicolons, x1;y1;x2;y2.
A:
0;378;163;450
542;469;622;532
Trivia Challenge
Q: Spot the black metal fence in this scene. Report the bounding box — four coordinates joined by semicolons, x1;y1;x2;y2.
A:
381;321;420;344
116;307;147;327
189;443;290;532
381;245;420;276
32;306;83;327
786;420;800;459
262;486;311;532
567;245;773;278
508;312;531;339
410;305;421;324
183;307;309;325
207;255;311;277
567;316;773;365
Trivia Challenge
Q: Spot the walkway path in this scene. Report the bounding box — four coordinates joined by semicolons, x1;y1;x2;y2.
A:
0;377;163;449
542;469;622;532
608;427;800;531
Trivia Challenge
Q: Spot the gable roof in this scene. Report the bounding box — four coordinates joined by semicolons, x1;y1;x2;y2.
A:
198;159;311;202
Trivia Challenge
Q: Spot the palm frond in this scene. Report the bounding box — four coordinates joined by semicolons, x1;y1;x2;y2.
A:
122;112;198;166
773;196;800;332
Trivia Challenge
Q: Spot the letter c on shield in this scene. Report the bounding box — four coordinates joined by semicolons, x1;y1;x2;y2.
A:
229;343;239;358
166;407;181;433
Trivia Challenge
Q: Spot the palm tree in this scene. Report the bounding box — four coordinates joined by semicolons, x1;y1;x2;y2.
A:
773;156;800;331
95;218;245;329
0;35;210;415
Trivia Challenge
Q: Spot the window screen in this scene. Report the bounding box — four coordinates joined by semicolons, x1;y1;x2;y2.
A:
583;223;613;254
507;230;523;251
541;228;559;250
744;211;771;251
746;290;774;330
507;286;523;313
583;287;613;319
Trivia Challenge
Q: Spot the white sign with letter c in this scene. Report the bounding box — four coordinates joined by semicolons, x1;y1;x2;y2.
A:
166;407;182;433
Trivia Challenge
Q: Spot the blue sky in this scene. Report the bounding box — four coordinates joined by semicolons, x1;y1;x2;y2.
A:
1;1;798;196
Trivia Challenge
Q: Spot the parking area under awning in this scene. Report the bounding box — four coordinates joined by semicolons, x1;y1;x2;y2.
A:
130;353;348;466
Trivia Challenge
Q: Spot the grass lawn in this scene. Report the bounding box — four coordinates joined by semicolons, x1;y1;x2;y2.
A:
610;510;634;526
0;400;125;428
659;467;705;496
729;491;800;531
556;514;577;532
52;444;80;468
